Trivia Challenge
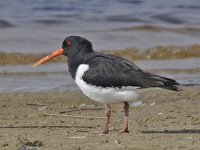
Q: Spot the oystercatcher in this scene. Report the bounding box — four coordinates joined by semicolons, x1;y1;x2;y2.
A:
33;36;180;134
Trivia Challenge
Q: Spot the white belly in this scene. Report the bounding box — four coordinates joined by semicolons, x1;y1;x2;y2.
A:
75;64;139;104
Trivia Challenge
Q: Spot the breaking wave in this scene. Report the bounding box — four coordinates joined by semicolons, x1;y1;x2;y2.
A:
0;45;200;65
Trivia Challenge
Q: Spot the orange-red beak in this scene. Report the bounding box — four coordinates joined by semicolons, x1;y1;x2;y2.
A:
33;48;64;67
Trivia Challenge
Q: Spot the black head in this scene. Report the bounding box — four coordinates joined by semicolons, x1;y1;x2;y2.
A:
33;36;93;67
62;36;93;58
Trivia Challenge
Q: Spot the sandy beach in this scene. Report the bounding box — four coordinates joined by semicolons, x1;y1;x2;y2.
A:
1;0;200;149
1;86;200;150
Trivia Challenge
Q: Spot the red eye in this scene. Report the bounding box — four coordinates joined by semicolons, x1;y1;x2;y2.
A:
66;40;72;46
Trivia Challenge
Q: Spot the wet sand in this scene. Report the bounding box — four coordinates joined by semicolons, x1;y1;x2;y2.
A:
1;86;200;150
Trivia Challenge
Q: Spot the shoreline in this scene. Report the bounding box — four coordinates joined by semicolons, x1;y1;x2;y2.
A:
0;58;199;93
1;86;200;149
0;44;200;65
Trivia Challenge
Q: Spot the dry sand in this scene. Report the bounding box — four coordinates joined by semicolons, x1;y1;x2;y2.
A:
0;86;200;150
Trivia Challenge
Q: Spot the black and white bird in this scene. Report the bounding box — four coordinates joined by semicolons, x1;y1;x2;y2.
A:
33;36;180;134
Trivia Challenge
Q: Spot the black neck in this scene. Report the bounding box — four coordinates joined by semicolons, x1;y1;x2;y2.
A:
67;51;93;79
65;40;94;79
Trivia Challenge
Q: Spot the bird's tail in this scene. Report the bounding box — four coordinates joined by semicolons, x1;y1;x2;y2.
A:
158;76;182;91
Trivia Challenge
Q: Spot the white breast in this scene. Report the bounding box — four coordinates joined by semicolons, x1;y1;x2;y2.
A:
75;64;139;104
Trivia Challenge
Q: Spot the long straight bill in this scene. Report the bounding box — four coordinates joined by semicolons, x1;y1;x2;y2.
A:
33;48;64;67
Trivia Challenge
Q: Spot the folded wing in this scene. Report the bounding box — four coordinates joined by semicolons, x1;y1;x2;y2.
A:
82;53;180;91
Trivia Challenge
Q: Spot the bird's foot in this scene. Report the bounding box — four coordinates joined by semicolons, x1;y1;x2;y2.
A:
92;127;109;134
119;128;129;133
100;128;109;134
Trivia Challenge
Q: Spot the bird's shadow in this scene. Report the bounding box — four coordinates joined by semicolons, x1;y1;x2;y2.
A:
142;129;200;134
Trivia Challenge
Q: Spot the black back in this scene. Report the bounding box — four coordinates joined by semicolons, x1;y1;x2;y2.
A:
82;52;179;91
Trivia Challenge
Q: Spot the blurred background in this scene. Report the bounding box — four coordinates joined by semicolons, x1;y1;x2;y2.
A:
0;0;200;92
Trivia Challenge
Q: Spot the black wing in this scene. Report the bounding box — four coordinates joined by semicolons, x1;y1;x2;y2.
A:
82;53;180;91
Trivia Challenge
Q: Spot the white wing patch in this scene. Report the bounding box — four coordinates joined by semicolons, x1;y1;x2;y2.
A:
75;64;139;104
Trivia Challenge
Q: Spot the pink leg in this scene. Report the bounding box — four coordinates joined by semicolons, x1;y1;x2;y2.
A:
119;102;129;133
101;104;111;134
